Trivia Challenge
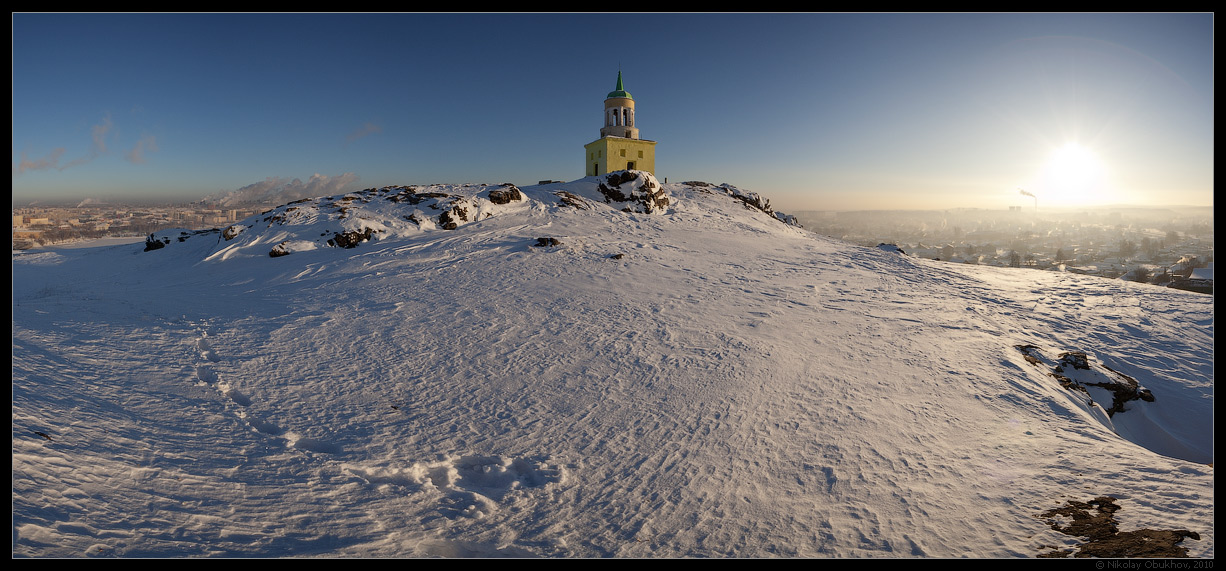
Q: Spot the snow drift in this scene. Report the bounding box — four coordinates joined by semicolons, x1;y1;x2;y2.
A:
12;171;1213;558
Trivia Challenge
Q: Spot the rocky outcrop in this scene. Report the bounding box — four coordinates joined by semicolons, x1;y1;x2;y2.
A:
597;171;670;214
1037;496;1200;558
488;185;523;205
386;187;452;205
1056;352;1156;415
554;191;588;209
269;241;292;257
681;180;800;227
876;243;906;255
144;235;168;251
1015;345;1156;417
438;205;469;230
328;228;377;249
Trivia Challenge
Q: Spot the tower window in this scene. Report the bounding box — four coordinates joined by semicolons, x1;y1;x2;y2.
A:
638;151;643;158
620;149;626;157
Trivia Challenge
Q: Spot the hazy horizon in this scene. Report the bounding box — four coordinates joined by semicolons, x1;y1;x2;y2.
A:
12;13;1214;212
11;192;1215;215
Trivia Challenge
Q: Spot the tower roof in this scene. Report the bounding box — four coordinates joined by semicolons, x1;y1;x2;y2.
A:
606;70;633;100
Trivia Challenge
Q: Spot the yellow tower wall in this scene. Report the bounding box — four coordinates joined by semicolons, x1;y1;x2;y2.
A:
584;137;657;176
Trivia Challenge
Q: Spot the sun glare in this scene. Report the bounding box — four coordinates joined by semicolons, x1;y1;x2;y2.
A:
1040;143;1108;206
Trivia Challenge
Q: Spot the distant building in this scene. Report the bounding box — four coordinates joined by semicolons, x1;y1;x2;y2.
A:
584;71;657;176
1190;262;1214;281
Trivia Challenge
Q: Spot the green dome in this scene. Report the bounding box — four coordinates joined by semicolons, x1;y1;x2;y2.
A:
606;71;633;100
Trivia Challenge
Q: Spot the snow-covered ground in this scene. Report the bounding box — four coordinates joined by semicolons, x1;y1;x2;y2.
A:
12;173;1213;558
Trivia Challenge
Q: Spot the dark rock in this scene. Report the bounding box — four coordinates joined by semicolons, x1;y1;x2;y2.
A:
143;235;166;251
438;205;469;230
610;253;624;259
1048;372;1088;394
488;186;523;205
388;189;450;205
1014;344;1043;366
876;243;906;255
534;237;561;248
598;181;629;202
554;191;588;209
595;170;670;213
269;241;292;257
1025;347;1157;417
331;228;376;248
1038;496;1200;558
605;171;637;187
1058;351;1091;370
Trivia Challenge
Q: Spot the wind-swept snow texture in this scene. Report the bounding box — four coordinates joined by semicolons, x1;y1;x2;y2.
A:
13;173;1213;558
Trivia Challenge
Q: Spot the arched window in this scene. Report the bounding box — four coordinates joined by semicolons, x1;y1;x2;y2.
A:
622;108;628;126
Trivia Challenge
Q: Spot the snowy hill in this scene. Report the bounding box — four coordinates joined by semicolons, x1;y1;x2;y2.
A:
12;172;1213;558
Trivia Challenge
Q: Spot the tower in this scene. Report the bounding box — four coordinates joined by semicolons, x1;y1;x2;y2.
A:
584;71;657;176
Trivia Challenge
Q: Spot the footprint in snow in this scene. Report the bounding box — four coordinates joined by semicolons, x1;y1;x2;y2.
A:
190;328;342;455
344;455;565;519
196;338;220;362
195;364;218;384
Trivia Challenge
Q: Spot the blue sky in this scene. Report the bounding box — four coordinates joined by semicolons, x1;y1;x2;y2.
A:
12;13;1214;211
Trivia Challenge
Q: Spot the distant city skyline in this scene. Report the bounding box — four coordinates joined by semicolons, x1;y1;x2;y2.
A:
12;13;1214;212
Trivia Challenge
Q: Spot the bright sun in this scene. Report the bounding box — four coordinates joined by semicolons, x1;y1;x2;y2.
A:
1039;143;1108;206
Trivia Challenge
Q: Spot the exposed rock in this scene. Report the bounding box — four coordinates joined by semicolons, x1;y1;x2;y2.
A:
683;181;799;227
269;241;292;257
596;170;670;214
1016;346;1155;416
610;253;625;260
1103;364;1156;403
876;243;906;255
143;235;168;251
1037;496;1200;558
1015;344;1043;366
534;237;561;248
555;191;588;209
1057;351;1091;371
438;205;469;230
328;228;376;249
387;188;450;205
223;225;245;241
488;185;523;205
1048;371;1088;394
